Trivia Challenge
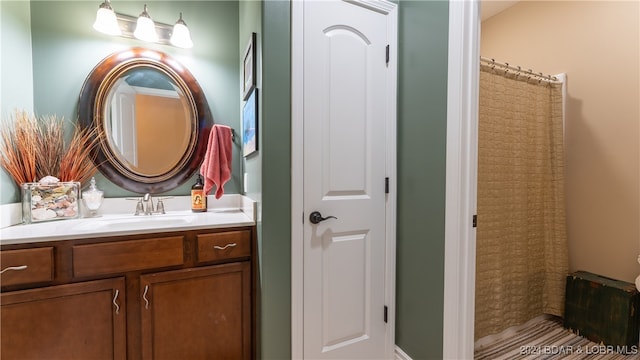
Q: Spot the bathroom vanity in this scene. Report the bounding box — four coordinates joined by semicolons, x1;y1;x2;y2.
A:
0;197;256;360
0;46;253;359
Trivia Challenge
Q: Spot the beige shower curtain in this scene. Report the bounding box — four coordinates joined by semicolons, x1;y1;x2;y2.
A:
475;64;568;340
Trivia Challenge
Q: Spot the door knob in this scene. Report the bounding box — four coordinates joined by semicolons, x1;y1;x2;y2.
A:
309;211;337;224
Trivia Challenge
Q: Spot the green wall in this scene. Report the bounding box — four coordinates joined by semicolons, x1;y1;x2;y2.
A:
396;1;449;359
259;0;291;358
0;1;34;203
0;1;34;118
1;1;240;202
240;0;263;210
239;0;266;357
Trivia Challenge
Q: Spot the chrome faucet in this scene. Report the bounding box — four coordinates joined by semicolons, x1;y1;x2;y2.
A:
132;193;167;216
143;193;154;215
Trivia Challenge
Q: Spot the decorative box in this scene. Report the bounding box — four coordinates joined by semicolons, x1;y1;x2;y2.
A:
564;271;640;347
21;181;81;224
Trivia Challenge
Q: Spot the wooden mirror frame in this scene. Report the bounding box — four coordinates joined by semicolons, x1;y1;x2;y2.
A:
78;47;212;194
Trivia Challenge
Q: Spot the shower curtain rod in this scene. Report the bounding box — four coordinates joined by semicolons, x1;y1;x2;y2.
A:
480;56;559;82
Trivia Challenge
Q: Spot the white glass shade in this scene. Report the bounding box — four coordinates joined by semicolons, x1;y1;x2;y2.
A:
93;6;121;36
170;22;193;48
134;15;158;42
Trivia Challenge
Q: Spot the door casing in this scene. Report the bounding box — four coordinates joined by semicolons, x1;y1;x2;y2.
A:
443;0;480;359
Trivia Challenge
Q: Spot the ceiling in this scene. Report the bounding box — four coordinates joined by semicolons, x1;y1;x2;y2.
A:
481;0;520;21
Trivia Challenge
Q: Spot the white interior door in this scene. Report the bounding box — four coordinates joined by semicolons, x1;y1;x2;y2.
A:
110;81;137;166
302;1;397;358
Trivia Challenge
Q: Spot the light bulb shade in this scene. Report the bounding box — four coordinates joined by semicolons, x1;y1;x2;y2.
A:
134;15;158;42
170;22;193;48
93;5;121;36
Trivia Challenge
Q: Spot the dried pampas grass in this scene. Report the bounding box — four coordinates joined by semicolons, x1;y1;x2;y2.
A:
59;125;102;185
34;115;65;179
0;111;38;184
0;110;101;185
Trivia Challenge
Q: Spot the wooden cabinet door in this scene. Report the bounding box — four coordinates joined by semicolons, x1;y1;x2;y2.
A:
1;277;126;360
140;262;251;360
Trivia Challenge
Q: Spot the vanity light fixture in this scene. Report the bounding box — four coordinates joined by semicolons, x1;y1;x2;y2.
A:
92;2;194;49
93;0;121;36
170;13;193;49
133;4;158;43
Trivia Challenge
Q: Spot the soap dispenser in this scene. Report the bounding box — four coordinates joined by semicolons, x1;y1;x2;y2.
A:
191;174;207;212
83;177;104;217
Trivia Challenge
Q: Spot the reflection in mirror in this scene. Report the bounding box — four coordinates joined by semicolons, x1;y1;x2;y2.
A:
78;47;212;194
105;68;191;176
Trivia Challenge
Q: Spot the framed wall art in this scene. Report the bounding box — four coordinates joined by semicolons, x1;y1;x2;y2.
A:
242;32;256;100
243;88;258;157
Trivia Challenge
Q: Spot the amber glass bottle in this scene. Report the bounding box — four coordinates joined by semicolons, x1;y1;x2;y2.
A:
191;175;207;212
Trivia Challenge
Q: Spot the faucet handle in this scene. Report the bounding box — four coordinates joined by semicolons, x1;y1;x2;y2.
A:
135;198;144;216
126;197;145;216
155;199;165;214
155;196;173;215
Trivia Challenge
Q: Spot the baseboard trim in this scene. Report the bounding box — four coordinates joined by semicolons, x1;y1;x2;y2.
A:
395;346;413;360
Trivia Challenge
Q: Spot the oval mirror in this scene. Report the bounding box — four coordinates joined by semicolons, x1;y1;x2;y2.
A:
78;48;212;193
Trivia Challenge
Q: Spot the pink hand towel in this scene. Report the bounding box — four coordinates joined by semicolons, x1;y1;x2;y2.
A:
200;124;232;199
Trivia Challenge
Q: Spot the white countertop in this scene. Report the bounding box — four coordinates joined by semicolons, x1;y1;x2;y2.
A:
0;194;256;246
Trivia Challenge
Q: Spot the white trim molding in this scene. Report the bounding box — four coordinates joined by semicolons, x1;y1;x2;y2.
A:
394;346;413;360
291;1;304;358
383;2;399;358
443;0;480;359
344;0;396;14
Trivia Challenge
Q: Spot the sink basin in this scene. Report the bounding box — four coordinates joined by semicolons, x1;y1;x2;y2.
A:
72;215;195;232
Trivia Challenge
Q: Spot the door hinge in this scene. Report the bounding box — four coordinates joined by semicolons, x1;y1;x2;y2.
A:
384;305;388;323
385;177;389;194
472;214;477;228
385;45;390;65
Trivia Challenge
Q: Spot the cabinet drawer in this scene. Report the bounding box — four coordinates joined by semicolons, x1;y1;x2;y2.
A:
73;236;184;277
0;247;54;287
197;231;251;263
